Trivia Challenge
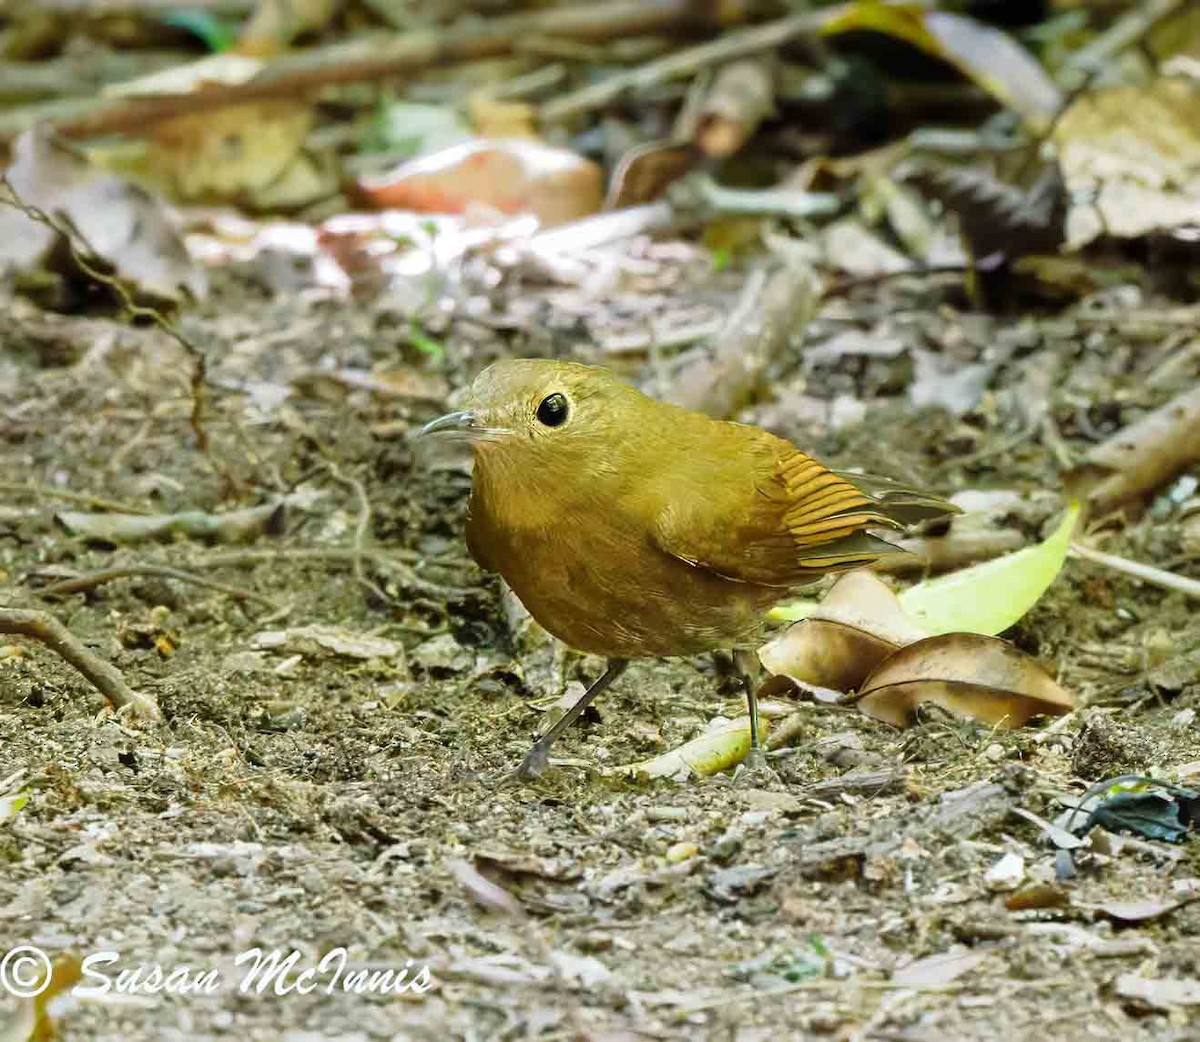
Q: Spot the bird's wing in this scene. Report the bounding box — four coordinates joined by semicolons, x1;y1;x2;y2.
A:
652;444;949;585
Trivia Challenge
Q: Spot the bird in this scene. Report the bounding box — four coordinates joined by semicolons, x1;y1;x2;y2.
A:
420;358;957;779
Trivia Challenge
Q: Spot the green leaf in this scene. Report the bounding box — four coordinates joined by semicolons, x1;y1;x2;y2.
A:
408;323;445;359
162;10;238;53
898;502;1080;636
766;597;819;623
0;791;28;823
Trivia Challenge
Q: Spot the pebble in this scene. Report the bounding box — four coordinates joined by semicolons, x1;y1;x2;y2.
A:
984;851;1025;891
1171;708;1195;731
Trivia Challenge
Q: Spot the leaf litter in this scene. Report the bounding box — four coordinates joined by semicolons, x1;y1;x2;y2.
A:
1;2;1200;1039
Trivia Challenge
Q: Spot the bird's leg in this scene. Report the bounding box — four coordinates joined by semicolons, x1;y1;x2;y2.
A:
514;658;630;781
732;648;766;769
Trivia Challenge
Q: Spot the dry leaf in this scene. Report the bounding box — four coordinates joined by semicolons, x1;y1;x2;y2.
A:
854;633;1074;728
356;139;604;227
612;715;767;780
0;127;206;302
1053;78;1200;246
606;140;699;209
759;570;929;691
251;626;404;662
1116;974;1200;1010
891;948;989;988
1081;897;1198;925
146;100;333;211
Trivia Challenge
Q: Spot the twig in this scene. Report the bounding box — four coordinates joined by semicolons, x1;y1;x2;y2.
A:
1070;543;1200;600
541;7;832;122
1064;0;1186;80
34;565;279;610
0;1;759;142
0;482;152;516
0;175;210;452
0;608;160;719
322;461;392;605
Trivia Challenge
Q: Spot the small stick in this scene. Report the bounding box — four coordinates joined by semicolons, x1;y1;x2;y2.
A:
541;7;830;122
0;608;160;719
34;565;278;609
0;481;152;516
0;0;757;142
1070;543;1200;600
322;461;392;605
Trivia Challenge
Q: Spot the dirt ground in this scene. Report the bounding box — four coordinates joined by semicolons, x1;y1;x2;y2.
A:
1;249;1199;1042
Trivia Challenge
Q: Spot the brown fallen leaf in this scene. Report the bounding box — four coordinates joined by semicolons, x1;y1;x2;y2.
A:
1004;883;1071;912
0;127;206;302
606;139;699;209
854;632;1074;728
1078;384;1200;514
759;570;929;691
356;139;604;228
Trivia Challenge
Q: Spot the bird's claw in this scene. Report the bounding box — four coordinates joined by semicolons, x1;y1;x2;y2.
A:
735;746;779;788
497;743;550;788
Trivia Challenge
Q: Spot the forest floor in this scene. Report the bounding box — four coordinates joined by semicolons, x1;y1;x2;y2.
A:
1;244;1199;1042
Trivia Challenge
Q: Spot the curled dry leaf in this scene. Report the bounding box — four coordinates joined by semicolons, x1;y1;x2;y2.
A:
759;570;928;691
612;715;768;781
854;632;1074;729
0;127;206;302
606;140;698;209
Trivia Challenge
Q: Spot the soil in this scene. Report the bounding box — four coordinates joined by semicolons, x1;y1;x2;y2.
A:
1;253;1198;1042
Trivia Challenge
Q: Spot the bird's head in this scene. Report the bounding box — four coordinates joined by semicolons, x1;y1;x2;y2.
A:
419;358;634;461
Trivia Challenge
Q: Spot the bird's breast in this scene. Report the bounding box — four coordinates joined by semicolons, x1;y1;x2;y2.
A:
465;470;775;658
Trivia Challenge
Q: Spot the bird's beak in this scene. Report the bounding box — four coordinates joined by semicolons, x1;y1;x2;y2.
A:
418;410;478;438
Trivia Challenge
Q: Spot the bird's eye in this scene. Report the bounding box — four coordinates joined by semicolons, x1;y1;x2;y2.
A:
536;392;569;428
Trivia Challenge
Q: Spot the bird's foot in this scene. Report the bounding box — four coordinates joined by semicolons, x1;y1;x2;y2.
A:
734;747;779;788
498;742;550;787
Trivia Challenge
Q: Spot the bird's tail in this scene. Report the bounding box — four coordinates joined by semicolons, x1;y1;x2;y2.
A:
836;471;961;526
788;471;959;571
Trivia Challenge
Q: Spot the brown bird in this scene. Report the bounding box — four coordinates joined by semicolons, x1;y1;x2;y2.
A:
422;358;956;779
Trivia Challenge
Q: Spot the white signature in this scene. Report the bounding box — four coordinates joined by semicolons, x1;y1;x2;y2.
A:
2;946;433;999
